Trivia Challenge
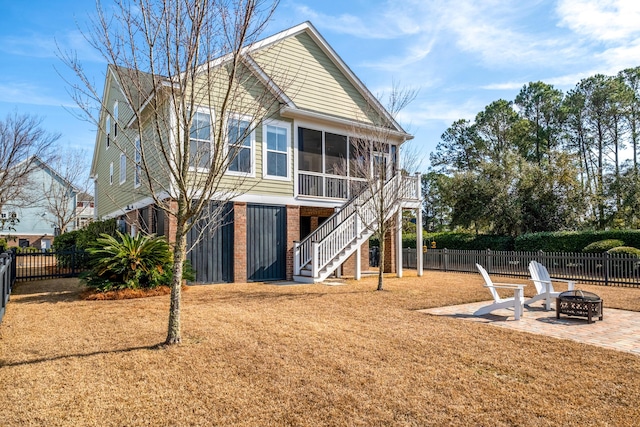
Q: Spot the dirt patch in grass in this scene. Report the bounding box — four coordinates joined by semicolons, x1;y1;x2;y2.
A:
1;271;639;426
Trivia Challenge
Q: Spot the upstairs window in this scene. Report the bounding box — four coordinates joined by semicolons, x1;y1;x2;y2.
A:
227;116;252;174
109;162;114;185
119;151;126;184
134;139;141;187
113;101;119;139
189;110;212;169
264;121;289;179
105;116;111;149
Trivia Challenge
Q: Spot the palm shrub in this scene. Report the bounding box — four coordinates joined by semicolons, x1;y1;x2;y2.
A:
84;231;172;291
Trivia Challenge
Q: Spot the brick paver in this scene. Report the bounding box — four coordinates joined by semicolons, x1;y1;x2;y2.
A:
421;300;640;356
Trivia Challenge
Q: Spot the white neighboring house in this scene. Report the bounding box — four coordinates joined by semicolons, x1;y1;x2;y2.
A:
0;157;93;249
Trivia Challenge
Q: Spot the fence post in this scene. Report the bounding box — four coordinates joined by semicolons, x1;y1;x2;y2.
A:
604;251;610;287
444;248;449;271
486;249;492;273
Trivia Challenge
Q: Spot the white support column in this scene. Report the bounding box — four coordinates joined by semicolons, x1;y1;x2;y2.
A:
416;207;423;276
396;207;403;278
355;245;361;280
415;172;423;277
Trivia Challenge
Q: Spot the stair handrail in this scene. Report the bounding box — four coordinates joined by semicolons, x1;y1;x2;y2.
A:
295;180;380;274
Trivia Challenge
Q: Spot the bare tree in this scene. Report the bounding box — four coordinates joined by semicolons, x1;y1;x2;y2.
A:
40;150;91;234
61;0;287;344
347;84;417;291
0;113;58;230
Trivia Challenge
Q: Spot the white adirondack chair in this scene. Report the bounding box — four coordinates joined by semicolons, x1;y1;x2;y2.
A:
525;261;576;311
474;263;525;320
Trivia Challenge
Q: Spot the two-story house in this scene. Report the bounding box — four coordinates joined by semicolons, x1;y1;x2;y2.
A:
1;156;91;249
90;21;422;284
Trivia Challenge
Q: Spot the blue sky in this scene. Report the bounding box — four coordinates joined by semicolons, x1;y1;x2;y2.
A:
1;0;639;171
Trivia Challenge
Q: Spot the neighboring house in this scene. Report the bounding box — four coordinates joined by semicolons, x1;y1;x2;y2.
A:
90;21;422;283
0;157;92;249
75;192;95;230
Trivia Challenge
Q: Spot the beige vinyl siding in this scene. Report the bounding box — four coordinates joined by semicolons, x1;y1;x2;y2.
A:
95;75;172;217
252;32;383;125
188;62;294;197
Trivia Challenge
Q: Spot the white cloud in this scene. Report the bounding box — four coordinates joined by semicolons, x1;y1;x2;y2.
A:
0;30;104;63
0;82;77;108
557;0;640;42
481;81;527;90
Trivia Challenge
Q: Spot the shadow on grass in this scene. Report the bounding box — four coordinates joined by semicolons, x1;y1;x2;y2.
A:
0;343;165;368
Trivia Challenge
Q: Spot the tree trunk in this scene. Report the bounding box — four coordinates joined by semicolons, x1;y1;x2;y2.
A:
165;217;187;345
377;232;385;291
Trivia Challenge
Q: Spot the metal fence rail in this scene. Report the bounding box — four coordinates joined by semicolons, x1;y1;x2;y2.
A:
1;251;16;324
401;248;640;287
13;249;86;281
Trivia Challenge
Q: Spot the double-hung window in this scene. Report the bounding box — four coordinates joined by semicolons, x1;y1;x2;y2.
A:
134;139;141;188
189;110;212;169
105;116;111;149
227;115;252;175
119;151;126;184
113;101;119;139
264;120;290;179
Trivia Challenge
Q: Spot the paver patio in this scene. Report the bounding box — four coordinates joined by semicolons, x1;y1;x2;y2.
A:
421;301;640;355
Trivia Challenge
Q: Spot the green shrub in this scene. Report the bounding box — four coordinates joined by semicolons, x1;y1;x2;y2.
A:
607;246;640;257
84;231;172;291
0;238;7;252
515;230;640;252
371;231;514;250
582;239;625;253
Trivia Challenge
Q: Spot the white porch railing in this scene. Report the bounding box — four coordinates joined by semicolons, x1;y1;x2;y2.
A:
294;172;421;282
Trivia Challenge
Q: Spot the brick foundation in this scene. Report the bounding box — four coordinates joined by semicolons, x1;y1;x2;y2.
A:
286;205;300;280
233;202;247;283
383;218;397;273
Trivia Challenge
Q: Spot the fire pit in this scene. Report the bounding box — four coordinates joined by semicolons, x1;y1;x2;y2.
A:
556;290;603;323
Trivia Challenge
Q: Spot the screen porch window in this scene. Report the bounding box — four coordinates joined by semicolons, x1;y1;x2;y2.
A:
189;111;212;169
227;117;252;174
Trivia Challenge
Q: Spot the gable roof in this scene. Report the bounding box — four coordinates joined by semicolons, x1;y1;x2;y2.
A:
245;22;409;136
90;21;413;178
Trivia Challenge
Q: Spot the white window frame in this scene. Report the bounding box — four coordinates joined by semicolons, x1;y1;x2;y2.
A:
113;101;119;140
188;106;214;172
109;162;114;185
134;139;141;188
262;119;290;181
119;151;126;184
226;113;255;177
105;115;111;149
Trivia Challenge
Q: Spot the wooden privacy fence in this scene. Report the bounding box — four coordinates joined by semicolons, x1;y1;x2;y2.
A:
401;248;640;287
1;251;16;324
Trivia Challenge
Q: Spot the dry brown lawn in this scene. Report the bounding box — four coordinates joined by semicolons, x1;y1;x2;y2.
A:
1;270;639;426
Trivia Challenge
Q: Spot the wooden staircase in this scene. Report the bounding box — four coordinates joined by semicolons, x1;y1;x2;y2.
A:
293;172;420;283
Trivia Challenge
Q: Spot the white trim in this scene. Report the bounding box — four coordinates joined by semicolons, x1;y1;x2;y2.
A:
119;151;127;184
113;100;119;140
282;106;411;142
101;191;170;220
105;115;111;150
225;113;255;178
262;119;291;181
134;138;141;189
188;106;215;173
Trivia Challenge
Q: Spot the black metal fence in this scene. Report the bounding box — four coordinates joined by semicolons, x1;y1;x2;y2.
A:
401;248;640;287
1;251;16;324
12;249;87;281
